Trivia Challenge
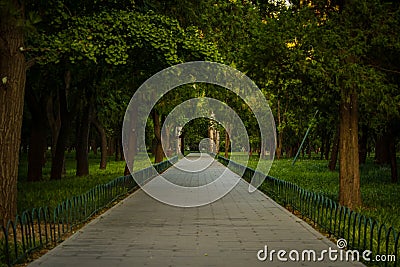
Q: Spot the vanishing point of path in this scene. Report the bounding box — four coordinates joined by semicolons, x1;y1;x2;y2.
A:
29;154;364;267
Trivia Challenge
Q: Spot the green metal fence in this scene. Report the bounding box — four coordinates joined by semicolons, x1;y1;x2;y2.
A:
216;155;399;267
0;157;177;266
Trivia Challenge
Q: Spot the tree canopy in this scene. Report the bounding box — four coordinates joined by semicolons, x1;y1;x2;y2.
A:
0;0;399;224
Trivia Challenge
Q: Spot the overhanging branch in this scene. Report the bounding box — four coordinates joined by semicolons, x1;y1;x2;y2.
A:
368;64;400;75
25;58;36;70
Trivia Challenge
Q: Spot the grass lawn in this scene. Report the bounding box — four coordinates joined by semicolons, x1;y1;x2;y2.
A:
240;154;400;231
17;151;154;213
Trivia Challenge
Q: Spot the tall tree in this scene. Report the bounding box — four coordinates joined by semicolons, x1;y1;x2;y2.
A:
338;86;361;208
25;83;48;182
0;0;28;225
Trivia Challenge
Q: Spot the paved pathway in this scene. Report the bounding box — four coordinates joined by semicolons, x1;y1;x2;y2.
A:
29;154;364;267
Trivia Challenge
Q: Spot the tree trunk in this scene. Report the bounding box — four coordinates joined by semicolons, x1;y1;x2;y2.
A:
359;125;368;164
307;141;312;159
126;117;137;173
119;138;124;161
152;109;164;163
26;88;47;182
269;138;274;160
328;127;339;171
276;99;283;159
375;132;390;165
209;125;214;153
0;3;26;225
287;146;293;158
124;164;130;176
108;136;115;156
46;93;61;158
28;125;47;181
115;136;121;161
163;124;171;156
91;139;97;155
388;129;398;183
50;70;72;180
324;137;331;160
76;105;90;176
339;90;361;209
260;139;266;159
224;128;230;158
91;116;107;169
180;133;185;155
320;135;325;160
374;124;398;182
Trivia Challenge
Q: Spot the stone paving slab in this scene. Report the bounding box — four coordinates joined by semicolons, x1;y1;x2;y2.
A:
29;154;364;267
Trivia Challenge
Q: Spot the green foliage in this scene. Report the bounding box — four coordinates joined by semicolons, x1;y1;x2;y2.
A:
235;0;400;159
182;118;210;151
0;238;23;267
29;9;220;65
15;0;400;233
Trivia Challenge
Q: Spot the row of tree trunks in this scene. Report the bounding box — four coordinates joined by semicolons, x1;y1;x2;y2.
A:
26;87;110;180
272;120;396;185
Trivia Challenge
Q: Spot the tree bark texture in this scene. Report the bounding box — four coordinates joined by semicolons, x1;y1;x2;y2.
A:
358;125;368;164
26;88;47;182
0;0;26;225
224;128;230;158
375;132;391;165
152;110;164;163
339;90;362;209
91;116;107;169
328;127;339;171
388;128;398;183
76;105;90;176
50;70;72;180
46;95;61;158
